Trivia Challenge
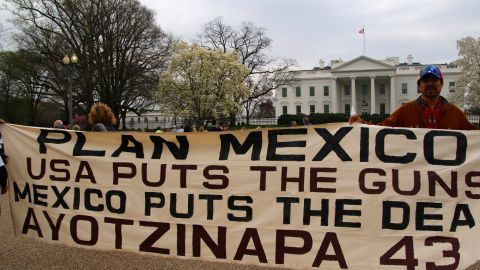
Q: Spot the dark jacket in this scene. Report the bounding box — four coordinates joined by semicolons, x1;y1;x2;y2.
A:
380;97;478;130
91;123;116;132
0;156;7;194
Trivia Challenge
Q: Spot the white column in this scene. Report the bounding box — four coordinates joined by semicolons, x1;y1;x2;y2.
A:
351;77;357;114
389;75;396;113
331;77;338;113
370;76;376;114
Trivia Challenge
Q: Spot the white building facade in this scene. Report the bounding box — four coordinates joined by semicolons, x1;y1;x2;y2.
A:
275;55;461;117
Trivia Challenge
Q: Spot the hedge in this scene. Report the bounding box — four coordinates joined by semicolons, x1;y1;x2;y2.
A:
277;113;390;126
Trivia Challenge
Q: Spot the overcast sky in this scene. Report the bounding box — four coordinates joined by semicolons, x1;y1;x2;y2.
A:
1;0;479;70
138;0;480;69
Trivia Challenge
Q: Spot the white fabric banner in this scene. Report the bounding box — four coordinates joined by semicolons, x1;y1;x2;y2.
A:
1;123;479;269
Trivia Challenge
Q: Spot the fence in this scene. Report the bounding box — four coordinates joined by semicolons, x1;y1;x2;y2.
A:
122;117;180;131
466;113;479;124
121;113;480;131
217;117;277;127
120;116;278;130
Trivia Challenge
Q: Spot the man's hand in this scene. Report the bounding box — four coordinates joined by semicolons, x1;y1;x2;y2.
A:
348;114;363;124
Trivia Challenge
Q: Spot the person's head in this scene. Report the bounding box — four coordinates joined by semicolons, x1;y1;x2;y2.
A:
74;113;87;126
53;120;65;129
72;124;81;131
417;65;443;99
303;117;310;125
291;121;297;127
88;103;117;126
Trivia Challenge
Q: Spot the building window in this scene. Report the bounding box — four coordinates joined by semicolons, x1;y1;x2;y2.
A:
401;83;408;94
380;103;386;115
138;117;141;122
449;81;455;92
324;104;330;114
282;106;288;115
344;85;350;96
345;104;350;115
282;88;287;97
309;86;315;97
310;104;315;114
324;85;329;96
379;84;385;95
295;87;301;97
296;105;301;114
155;117;158;122
361;85;368;96
131;118;135;122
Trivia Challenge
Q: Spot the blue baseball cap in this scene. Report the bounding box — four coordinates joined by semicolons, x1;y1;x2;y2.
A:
418;65;443;82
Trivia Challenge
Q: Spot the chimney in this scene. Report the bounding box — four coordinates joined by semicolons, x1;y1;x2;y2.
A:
330;59;343;68
318;59;325;69
407;54;413;65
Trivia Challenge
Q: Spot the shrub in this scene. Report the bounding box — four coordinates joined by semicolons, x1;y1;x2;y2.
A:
277;113;389;126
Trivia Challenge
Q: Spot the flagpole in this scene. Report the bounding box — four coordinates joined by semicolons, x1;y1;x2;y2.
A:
363;26;365;55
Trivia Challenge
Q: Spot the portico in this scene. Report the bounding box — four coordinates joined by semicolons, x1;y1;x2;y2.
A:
331;75;393;114
330;56;396;114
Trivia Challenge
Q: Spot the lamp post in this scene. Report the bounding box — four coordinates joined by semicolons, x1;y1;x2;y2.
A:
63;54;78;127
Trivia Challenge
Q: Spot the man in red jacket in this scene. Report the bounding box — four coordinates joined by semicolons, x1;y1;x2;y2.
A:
349;65;478;130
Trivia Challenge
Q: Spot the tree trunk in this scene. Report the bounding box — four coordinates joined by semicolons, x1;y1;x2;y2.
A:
121;110;127;130
229;112;236;127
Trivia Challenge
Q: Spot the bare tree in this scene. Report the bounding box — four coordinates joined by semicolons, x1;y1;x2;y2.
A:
6;0;173;127
198;17;295;125
0;50;52;125
0;52;16;121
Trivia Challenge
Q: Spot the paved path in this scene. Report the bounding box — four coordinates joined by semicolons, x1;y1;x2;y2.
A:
1;195;479;270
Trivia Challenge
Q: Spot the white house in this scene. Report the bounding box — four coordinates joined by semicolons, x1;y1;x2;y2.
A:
275;55;461;117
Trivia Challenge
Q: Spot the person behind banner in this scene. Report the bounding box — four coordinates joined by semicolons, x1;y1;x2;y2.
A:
207;119;222;131
0;153;7;216
176;125;185;132
349;65;478;130
303;117;312;126
0;148;7;193
71;124;81;131
88;103;117;132
0;119;8;216
53;119;65;129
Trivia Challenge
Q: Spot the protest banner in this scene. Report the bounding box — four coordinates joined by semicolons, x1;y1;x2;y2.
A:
1;123;479;269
